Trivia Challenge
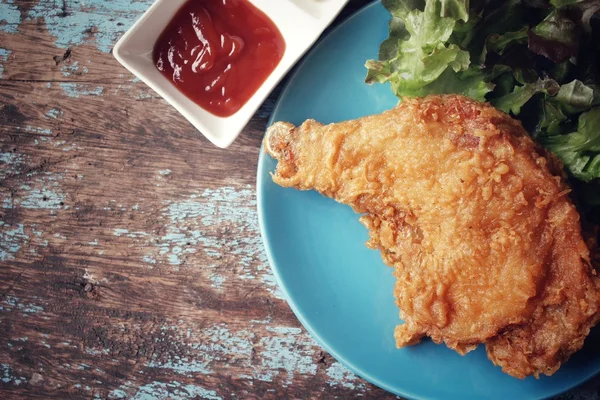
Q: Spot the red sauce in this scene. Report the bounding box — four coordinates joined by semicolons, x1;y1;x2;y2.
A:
153;0;286;117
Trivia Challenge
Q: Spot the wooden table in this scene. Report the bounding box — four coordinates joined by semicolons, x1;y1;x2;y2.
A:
0;1;598;399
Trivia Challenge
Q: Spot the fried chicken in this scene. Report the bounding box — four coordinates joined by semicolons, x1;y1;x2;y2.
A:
263;94;600;379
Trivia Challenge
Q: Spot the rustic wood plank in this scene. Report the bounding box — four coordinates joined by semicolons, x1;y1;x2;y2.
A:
0;0;599;399
0;0;401;399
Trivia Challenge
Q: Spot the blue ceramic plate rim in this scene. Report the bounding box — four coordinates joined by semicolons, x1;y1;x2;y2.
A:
256;1;599;398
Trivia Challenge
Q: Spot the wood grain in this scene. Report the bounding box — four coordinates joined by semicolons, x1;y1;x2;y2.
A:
0;0;598;399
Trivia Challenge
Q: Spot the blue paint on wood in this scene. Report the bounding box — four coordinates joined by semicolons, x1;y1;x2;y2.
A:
45;108;62;119
20;188;65;210
113;228;129;237
85;347;110;356
15;173;67;213
154;186;283;297
135;92;154;100
0;48;11;78
157;230;206;266
110;381;222;400
1;363;27;386
0;0;20;34
209;274;225;290
0;223;28;261
19;303;44;314
142;255;157;265
3;296;44;314
3;296;19;308
0;151;24;181
326;362;363;390
145;324;255;378
61;61;80;77
59;83;104;98
21;126;53;135
259;327;318;384
29;0;154;53
147;357;211;376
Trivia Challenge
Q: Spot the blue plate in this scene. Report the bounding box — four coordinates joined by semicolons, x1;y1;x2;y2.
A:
256;2;600;399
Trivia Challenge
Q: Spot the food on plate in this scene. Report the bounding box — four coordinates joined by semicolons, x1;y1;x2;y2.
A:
366;0;600;209
264;94;600;379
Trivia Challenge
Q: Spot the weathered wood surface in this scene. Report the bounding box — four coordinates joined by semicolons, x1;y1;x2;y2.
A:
0;0;599;399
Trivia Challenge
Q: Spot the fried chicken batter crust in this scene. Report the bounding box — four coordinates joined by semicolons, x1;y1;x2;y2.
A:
264;95;600;378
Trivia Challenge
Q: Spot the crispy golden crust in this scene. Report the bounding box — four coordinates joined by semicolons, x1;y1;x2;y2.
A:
264;94;600;379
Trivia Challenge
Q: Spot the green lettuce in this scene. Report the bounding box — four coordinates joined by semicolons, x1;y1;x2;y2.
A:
492;79;560;114
366;0;600;207
365;0;475;98
543;108;600;181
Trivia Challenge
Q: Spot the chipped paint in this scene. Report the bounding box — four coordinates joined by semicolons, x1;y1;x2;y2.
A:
20;125;53;135
61;61;80;77
147;357;211;376
0;48;11;78
135;92;154;100
19;303;44;314
158;169;171;176
259;327;318;384
142;255;157;265
0;223;28;261
0;152;24;180
209;274;225;290
1;363;27;386
110;381;222;400
85;347;110;356
127;186;282;298
20;188;65;210
109;389;128;398
146;324;254;377
3;296;44;314
14;173;67;212
138;323;367;390
59;83;104;98
114;228;148;238
0;0;20;34
156;231;205;266
326;362;364;390
113;228;129;237
45;108;61;119
29;0;154;53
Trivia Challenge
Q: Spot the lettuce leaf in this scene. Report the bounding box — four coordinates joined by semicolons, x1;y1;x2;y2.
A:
554;79;596;113
366;0;600;193
528;10;581;63
480;28;529;64
543;107;600;181
551;0;600;32
492;78;560;114
365;0;471;97
537;99;568;135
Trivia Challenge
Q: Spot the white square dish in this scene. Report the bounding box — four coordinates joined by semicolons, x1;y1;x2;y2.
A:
113;0;349;148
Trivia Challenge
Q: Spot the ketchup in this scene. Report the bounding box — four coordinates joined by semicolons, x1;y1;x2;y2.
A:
153;0;286;117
